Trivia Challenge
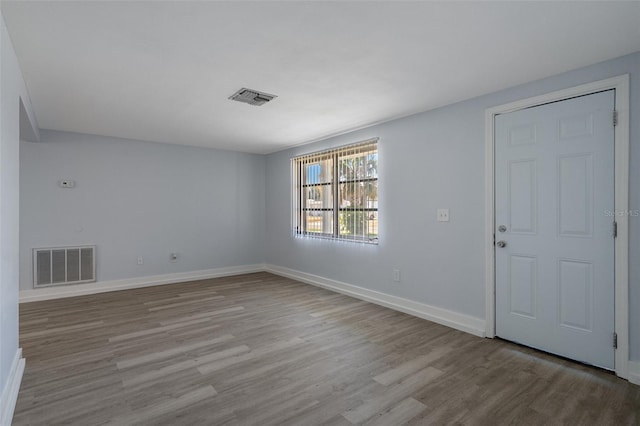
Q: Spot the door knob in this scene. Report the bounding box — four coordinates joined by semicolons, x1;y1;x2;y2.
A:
498;225;507;233
496;241;507;248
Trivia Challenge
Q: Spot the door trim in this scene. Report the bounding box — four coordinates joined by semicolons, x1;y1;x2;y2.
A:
484;75;630;379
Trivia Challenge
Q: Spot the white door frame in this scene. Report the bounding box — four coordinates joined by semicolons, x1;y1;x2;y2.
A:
484;75;630;379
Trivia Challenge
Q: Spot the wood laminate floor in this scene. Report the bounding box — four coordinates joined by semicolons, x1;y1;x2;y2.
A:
14;272;640;425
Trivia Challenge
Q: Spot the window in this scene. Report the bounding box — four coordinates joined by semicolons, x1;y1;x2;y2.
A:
292;139;378;243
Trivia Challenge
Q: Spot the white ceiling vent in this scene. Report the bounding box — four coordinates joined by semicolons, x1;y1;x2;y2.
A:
229;88;277;106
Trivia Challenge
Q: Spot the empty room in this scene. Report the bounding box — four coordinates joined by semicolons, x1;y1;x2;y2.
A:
0;1;639;425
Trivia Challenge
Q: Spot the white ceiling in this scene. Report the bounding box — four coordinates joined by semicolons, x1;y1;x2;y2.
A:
3;1;640;154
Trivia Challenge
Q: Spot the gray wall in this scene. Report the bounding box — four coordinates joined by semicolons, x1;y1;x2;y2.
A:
16;51;640;363
264;52;640;360
0;11;38;407
20;130;265;289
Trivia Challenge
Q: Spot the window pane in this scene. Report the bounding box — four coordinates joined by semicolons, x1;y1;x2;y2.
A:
338;210;378;241
338;151;377;181
305;158;333;185
305;184;333;212
366;152;378;178
365;180;378;207
305;210;333;234
338;156;362;181
339;180;377;209
367;211;378;239
339;210;377;240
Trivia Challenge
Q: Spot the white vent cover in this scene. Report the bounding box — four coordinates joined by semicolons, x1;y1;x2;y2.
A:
33;245;96;288
228;88;277;106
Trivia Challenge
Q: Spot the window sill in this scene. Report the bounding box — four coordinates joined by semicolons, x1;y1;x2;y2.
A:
293;233;379;245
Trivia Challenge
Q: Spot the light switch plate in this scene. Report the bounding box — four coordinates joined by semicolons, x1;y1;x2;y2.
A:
437;208;450;222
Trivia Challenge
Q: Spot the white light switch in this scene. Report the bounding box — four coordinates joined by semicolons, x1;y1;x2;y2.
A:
437;209;450;222
59;180;75;188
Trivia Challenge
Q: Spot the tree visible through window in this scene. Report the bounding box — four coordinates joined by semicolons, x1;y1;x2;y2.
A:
292;139;378;243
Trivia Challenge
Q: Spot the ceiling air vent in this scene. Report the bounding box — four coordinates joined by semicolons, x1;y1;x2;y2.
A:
229;88;277;106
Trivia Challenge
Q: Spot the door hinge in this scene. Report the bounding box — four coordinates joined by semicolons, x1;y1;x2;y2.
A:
613;220;618;238
613;332;618;349
613;110;618;127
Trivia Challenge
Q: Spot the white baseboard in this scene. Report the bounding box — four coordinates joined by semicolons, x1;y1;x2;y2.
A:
0;349;25;426
265;264;486;338
19;263;266;303
628;361;640;386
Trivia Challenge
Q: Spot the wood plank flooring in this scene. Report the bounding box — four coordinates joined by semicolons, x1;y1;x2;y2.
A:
13;272;640;425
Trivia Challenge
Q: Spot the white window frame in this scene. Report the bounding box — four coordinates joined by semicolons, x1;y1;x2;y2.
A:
292;138;379;244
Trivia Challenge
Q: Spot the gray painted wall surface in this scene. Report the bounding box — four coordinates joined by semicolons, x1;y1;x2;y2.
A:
16;52;640;363
0;11;38;403
20;130;265;288
264;52;640;360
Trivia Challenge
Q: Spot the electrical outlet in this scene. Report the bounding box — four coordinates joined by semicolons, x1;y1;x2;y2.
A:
437;208;450;222
137;257;144;265
393;269;401;282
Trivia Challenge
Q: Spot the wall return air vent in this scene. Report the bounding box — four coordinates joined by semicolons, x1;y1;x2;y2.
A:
229;88;277;106
33;245;96;288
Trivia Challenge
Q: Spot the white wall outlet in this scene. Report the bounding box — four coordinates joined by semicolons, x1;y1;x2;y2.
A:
437;208;450;222
170;253;178;263
59;180;75;188
393;269;401;282
137;257;144;265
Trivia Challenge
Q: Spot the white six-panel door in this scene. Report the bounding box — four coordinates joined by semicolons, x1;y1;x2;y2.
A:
495;90;616;369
